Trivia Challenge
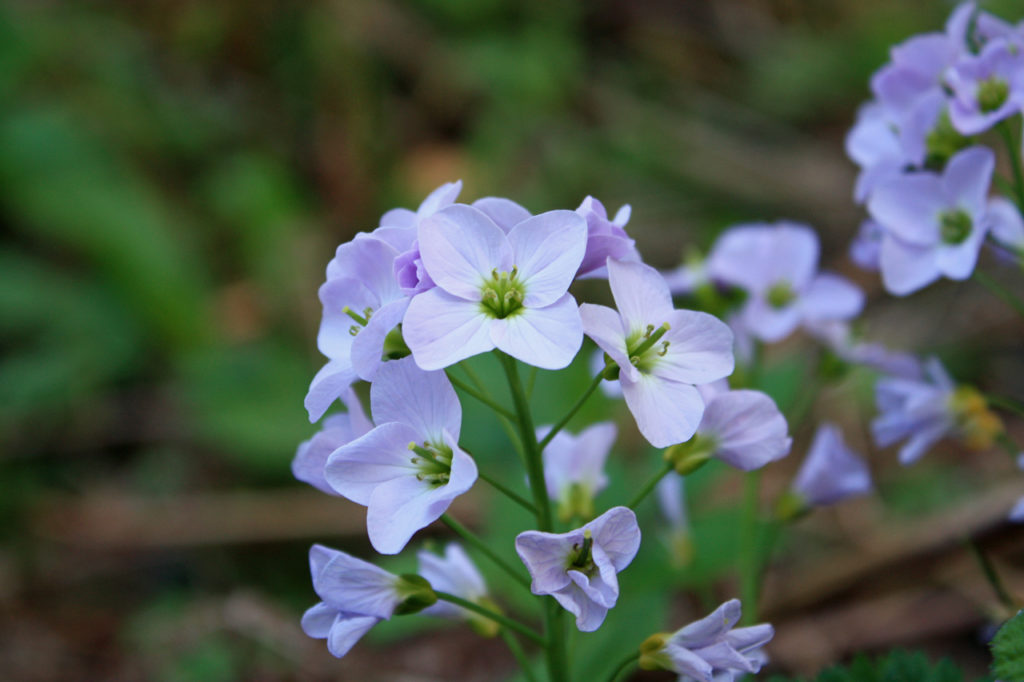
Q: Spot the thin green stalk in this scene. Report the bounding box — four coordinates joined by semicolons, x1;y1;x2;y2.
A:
461;363;528;465
538;372;606;452
998;120;1024;210
986;392;1024;419
606;651;640;682
441;514;531;591
434;591;546;646
446;370;516;421
496;352;553;531
628;461;674;509
477;469;537;514
500;629;539;682
526;365;539;400
738;471;762;625
964;537;1016;610
974;270;1024;320
545;600;569;682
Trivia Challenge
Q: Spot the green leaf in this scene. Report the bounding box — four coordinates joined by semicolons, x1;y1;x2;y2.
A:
992;611;1024;682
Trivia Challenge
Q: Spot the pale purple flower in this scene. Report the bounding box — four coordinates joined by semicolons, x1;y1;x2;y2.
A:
792;423;872;507
662;260;710;296
538;422;616;521
307;235;409;421
870;29;963;121
656;472;694;568
300;544;403;658
641;599;774;682
846;101;906;204
418;544;489;621
948;39;1024;135
514;506;640;632
403;204;587;370
293;388;373;495
850;219;884;271
581;259;735;447
868;146;994;295
872;357;956;465
707;222;864;343
324;357;477;554
988;196;1024;260
974;10;1024;46
375;180;463;246
575;196;641;278
687;388;792;472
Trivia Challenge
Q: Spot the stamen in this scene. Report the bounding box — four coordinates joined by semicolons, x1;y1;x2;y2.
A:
658;341;669;356
348;325;360;336
342;306;369;326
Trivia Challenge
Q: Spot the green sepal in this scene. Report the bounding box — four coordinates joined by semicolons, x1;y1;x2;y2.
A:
393;574;438;615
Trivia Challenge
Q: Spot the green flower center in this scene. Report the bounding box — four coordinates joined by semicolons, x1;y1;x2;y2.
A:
480;267;526;319
408;441;454;487
567;530;595;576
940;209;972;245
924;110;970;169
766;281;796;309
343;305;374;336
978;76;1009;113
625;322;671;373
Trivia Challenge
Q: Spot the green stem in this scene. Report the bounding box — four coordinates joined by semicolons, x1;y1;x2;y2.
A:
998;120;1024;211
538;372;606;452
441;514;531;591
526;365;539;400
496;352;553;531
606;651;640;682
477;469;537;514
500;629;539;682
738;471;762;625
628;461;674;509
964;537;1016;610
434;591;546;646
986;392;1024;419
446;370;516;421
974;270;1024;320
545;600;569;682
462;363;528;466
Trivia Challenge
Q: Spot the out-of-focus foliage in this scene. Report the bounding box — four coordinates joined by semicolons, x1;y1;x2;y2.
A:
768;650;971;682
992;611;1024;682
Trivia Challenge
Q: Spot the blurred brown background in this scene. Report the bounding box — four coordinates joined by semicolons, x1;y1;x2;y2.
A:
2;1;1022;680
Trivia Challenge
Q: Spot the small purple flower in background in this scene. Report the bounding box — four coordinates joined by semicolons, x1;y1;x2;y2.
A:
873;356;1003;464
638;599;774;682
780;423;872;515
324;358;477;554
707;222;864;343
539;422;616;522
868;146;994;295
293;388;373;495
948;39;1024;135
575;195;641;278
656;472;694;568
974;9;1024;46
665;383;791;474
301;544;435;658
581;259;734;447
515;506;640;632
872;357;955;465
418;544;498;635
403;204;587;370
846;102;907;204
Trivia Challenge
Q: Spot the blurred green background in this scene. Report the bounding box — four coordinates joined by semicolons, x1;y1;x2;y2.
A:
3;1;1023;680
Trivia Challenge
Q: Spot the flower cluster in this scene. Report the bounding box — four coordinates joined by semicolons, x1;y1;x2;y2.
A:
846;2;1024;294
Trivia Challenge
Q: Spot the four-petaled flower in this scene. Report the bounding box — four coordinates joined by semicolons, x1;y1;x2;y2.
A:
639;599;774;682
581;258;735;447
325;358;477;554
539;422;616;522
404;204;588;370
515;506;641;632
